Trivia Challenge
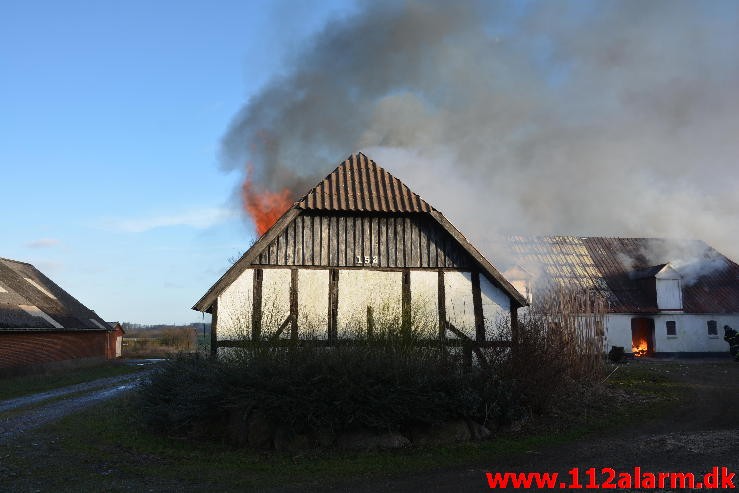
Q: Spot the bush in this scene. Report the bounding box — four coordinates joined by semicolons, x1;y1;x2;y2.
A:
136;285;606;444
136;344;517;439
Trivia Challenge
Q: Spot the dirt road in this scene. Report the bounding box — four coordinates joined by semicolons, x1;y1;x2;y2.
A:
0;371;149;445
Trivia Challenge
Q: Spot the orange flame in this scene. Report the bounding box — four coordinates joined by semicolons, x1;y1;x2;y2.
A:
632;339;648;357
242;167;293;236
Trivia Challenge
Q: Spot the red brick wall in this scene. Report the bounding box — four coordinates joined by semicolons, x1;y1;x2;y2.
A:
0;331;110;369
108;327;124;358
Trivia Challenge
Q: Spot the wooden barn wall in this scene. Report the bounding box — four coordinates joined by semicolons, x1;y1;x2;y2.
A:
254;212;474;269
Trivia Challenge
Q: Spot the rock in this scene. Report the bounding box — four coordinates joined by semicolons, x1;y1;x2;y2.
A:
410;420;472;446
227;407;250;447
313;429;336;448
273;427;312;452
227;408;274;449
246;409;275;449
466;420;491;440
336;430;411;451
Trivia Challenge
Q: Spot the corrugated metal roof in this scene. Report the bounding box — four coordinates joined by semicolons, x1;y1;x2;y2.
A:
0;257;111;330
297;152;433;213
508;236;739;314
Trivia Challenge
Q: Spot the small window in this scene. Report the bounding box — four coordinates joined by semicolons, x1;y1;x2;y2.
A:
707;320;718;337
665;321;676;337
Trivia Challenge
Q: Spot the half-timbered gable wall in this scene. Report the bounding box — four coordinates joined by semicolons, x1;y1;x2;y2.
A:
214;211;512;342
197;153;526;350
254;211;474;269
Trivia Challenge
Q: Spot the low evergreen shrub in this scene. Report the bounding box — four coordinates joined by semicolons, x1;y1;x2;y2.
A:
136;344;517;439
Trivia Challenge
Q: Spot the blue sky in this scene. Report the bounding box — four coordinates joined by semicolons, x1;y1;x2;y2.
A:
3;1;738;324
1;0;356;324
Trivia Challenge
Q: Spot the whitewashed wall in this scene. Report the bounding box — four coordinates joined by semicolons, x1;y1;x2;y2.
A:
261;269;291;337
606;313;739;353
216;267;515;343
444;271;475;339
337;270;402;337
656;279;683;311
480;275;511;340
216;269;253;341
298;269;329;338
410;271;439;338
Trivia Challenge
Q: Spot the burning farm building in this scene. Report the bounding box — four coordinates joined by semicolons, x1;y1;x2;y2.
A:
506;236;739;357
193;153;527;353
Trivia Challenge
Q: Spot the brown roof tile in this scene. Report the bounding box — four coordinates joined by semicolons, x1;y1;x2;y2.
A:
297;153;433;213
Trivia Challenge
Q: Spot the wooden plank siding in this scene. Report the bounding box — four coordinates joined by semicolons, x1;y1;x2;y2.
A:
255;211;475;270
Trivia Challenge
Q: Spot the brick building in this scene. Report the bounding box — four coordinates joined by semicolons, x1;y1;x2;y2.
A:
0;257;119;372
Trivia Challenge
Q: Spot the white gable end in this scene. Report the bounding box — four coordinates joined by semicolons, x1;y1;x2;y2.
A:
656;264;683;311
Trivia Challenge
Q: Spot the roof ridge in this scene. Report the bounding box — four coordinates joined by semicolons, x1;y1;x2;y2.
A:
512;235;706;243
297;152;434;213
0;256;33;266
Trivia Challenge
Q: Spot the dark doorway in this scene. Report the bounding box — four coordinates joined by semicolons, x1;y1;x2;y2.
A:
631;318;655;357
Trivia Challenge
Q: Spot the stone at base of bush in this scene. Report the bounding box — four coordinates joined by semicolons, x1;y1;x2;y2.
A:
314;429;336;448
273;427;313;452
227;408;250;447
466;420;491;440
247;410;274;449
336;430;411;451
410;420;471;445
228;408;275;449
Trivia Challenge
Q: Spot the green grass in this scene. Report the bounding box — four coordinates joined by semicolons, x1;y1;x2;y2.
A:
22;399;592;491
0;362;685;492
0;362;146;401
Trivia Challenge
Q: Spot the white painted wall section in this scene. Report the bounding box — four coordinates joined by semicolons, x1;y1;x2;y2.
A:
261;269;291;337
656;279;682;311
297;269;329;338
216;269;253;341
410;271;438;338
337;270;402;337
444;271;474;339
480;275;511;340
606;313;739;353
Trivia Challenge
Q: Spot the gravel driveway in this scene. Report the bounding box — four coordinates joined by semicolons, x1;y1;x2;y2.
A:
0;371;150;444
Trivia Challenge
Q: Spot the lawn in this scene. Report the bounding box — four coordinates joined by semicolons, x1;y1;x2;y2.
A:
0;362;685;492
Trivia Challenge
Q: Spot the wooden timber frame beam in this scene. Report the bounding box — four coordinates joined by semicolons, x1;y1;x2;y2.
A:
471;271;485;344
290;269;299;341
210;299;218;358
401;269;411;339
328;268;339;343
217;338;511;349
252;268;263;341
446;321;490;369
437;270;446;343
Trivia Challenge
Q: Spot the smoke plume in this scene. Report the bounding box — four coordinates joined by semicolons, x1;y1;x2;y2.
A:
222;0;739;265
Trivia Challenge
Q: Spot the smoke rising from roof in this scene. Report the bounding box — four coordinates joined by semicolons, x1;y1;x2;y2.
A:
222;0;739;264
